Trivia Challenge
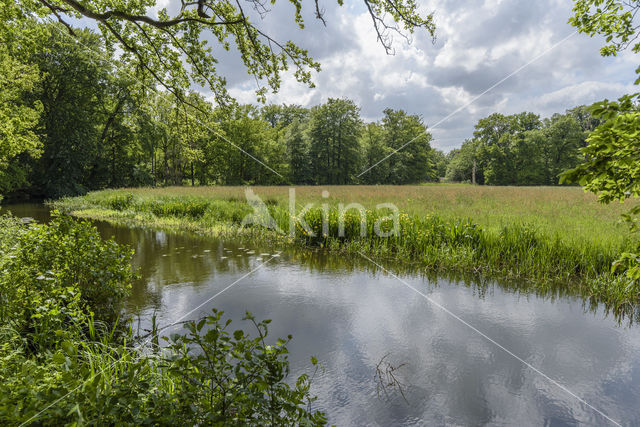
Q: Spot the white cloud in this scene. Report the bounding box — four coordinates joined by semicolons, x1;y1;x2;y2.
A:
530;81;636;115
217;0;638;152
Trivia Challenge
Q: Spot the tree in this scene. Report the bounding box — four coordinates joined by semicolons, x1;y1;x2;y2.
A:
561;95;640;282
445;139;479;183
214;104;282;185
17;0;435;104
0;3;45;196
570;0;640;63
360;122;389;184
309;98;363;185
473;112;542;185
262;104;310;184
0;52;42;196
431;149;448;180
262;104;309;128
542;113;583;184
563;0;640;283
285;120;312;184
381;108;434;184
512;130;547;185
562;96;640;203
30;28;113;197
567;104;602;136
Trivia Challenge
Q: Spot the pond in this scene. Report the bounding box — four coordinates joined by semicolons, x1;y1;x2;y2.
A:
3;203;640;425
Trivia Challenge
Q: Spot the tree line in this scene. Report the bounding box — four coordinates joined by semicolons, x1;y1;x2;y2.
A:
1;21;602;199
445;108;601;185
1;22;441;198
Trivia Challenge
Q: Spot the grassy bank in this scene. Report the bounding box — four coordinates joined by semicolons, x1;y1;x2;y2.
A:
52;185;640;316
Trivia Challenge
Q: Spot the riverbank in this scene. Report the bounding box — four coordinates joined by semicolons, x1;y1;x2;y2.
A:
0;213;325;425
51;185;640;318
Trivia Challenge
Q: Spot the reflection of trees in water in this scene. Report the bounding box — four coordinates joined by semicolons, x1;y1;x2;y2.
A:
281;246;639;325
94;221;270;315
93;219;638;325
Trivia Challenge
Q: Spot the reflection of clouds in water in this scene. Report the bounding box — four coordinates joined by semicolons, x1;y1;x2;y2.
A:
95;222;640;425
261;266;640;425
154;230;167;246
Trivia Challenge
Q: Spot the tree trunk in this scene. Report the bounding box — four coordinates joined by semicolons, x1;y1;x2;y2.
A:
472;159;477;185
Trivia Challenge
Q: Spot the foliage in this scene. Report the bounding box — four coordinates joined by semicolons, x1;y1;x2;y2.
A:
360;122;389;184
0;16;609;196
431;149;448;179
286;119;313;184
570;0;640;64
13;0;435;104
561;94;640;285
561;94;640;202
164;310;326;425
0;213;324;424
309;98;363;184
262;103;309;128
445;140;478;183
213;104;285;185
0;52;42;175
446;109;593;185
474;112;542;185
566;0;640;288
378;108;436;184
0;5;437;197
0;4;44;195
0;213;134;330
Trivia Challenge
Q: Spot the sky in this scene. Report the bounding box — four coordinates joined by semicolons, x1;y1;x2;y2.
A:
71;0;638;152
206;0;638;152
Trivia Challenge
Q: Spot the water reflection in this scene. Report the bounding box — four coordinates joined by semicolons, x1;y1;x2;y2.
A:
2;204;640;425
91;220;640;426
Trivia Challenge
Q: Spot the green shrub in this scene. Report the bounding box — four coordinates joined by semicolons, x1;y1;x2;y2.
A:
0;310;326;425
149;198;210;218
0;213;324;425
161;310;326;425
0;212;134;330
107;193;134;211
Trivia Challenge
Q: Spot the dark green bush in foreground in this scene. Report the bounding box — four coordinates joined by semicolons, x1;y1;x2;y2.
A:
0;214;325;425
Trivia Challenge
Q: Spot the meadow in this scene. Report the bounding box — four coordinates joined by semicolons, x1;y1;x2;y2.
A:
53;184;640;314
59;184;635;246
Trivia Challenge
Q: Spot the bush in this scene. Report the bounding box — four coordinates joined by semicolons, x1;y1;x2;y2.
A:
0;213;134;330
0;213;324;425
161;310;326;425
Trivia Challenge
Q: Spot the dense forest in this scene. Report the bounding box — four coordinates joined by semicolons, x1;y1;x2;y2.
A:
2;20;600;200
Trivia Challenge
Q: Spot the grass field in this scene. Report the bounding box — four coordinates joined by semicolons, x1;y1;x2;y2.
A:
52;184;640;316
72;184;634;246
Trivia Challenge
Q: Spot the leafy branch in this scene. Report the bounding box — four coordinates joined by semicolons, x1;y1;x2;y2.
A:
27;0;436;103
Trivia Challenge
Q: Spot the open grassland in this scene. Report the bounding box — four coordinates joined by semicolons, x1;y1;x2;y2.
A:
52;185;640;317
74;184;634;248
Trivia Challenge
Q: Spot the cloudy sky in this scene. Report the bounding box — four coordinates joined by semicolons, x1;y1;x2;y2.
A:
204;0;637;152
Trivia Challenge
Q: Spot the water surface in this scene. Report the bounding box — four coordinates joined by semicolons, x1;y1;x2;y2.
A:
3;204;639;426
